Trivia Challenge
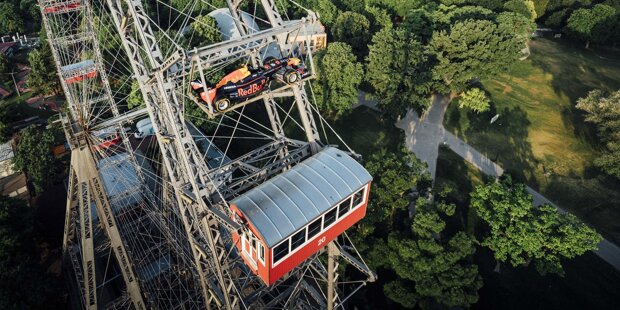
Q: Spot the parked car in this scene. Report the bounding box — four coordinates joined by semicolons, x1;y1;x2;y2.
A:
190;57;310;112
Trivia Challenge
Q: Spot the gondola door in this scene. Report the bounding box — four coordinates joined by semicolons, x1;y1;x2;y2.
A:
242;230;258;269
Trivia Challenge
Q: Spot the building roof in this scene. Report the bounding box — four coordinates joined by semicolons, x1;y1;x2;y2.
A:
0;87;11;97
230;147;372;247
0;42;17;54
208;8;259;41
0;141;14;162
283;20;325;36
0;172;30;201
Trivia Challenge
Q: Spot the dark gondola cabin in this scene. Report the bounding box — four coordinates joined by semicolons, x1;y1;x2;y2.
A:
230;147;372;285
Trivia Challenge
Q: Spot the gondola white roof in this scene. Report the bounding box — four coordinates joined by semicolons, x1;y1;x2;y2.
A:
230;147;372;247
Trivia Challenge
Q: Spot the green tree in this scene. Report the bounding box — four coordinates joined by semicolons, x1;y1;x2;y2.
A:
533;0;551;16
504;0;537;20
458;88;491;113
368;0;427;18
0;124;8;143
154;30;190;59
402;9;434;43
127;81;145;110
547;0;591;11
497;11;537;39
93;15;122;52
0;100;30;142
184;103;222;134
380;198;482;308
297;0;340;25
471;177;602;276
12;126;59;195
576;89;620;178
366;28;433;116
545;8;569;27
191;15;222;47
333;0;365;13
28;43;60;95
428;19;524;93
469;0;506;10
566;4;616;48
0;195;63;309
0;2;24;34
312;42;363;116
19;0;41;27
332;12;370;55
359;148;430;239
440;0;466;5
365;5;393;32
383;280;417;308
429;4;495;30
0;108;10;143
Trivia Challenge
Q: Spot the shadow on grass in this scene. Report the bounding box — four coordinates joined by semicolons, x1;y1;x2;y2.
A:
445;103;462;133
528;38;620;148
560;106;601;150
436;146;478;206
435;146;490;236
460;98;538;186
545;173;620;244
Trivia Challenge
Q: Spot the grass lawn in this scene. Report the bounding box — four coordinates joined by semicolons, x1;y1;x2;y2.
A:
444;38;620;244
435;146;486;204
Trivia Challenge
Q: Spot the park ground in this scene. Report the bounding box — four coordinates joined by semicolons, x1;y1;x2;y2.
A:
444;38;620;246
436;147;620;309
330;36;620;306
335;107;620;309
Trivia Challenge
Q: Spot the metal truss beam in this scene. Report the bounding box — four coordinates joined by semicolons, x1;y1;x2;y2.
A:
71;144;147;309
104;0;239;308
41;1;151;308
92;108;149;130
217;142;311;199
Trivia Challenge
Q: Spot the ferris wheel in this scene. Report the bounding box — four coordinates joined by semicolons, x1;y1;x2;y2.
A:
39;0;376;309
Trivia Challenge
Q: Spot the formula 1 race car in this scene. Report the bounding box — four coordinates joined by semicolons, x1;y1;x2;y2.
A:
190;57;310;112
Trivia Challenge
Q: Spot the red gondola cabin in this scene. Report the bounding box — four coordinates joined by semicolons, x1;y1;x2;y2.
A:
229;147;372;285
93;127;120;149
61;60;97;84
43;0;81;14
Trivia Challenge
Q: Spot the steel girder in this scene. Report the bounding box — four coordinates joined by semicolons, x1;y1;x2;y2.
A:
103;0;242;308
64;144;147;309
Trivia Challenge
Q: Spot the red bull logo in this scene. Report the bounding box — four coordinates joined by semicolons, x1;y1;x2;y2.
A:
237;80;265;97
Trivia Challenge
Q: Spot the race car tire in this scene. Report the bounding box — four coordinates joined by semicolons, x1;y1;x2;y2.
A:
284;69;298;84
215;98;231;111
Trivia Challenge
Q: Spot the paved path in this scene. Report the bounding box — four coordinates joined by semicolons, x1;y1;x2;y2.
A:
395;94;450;179
397;94;620;271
